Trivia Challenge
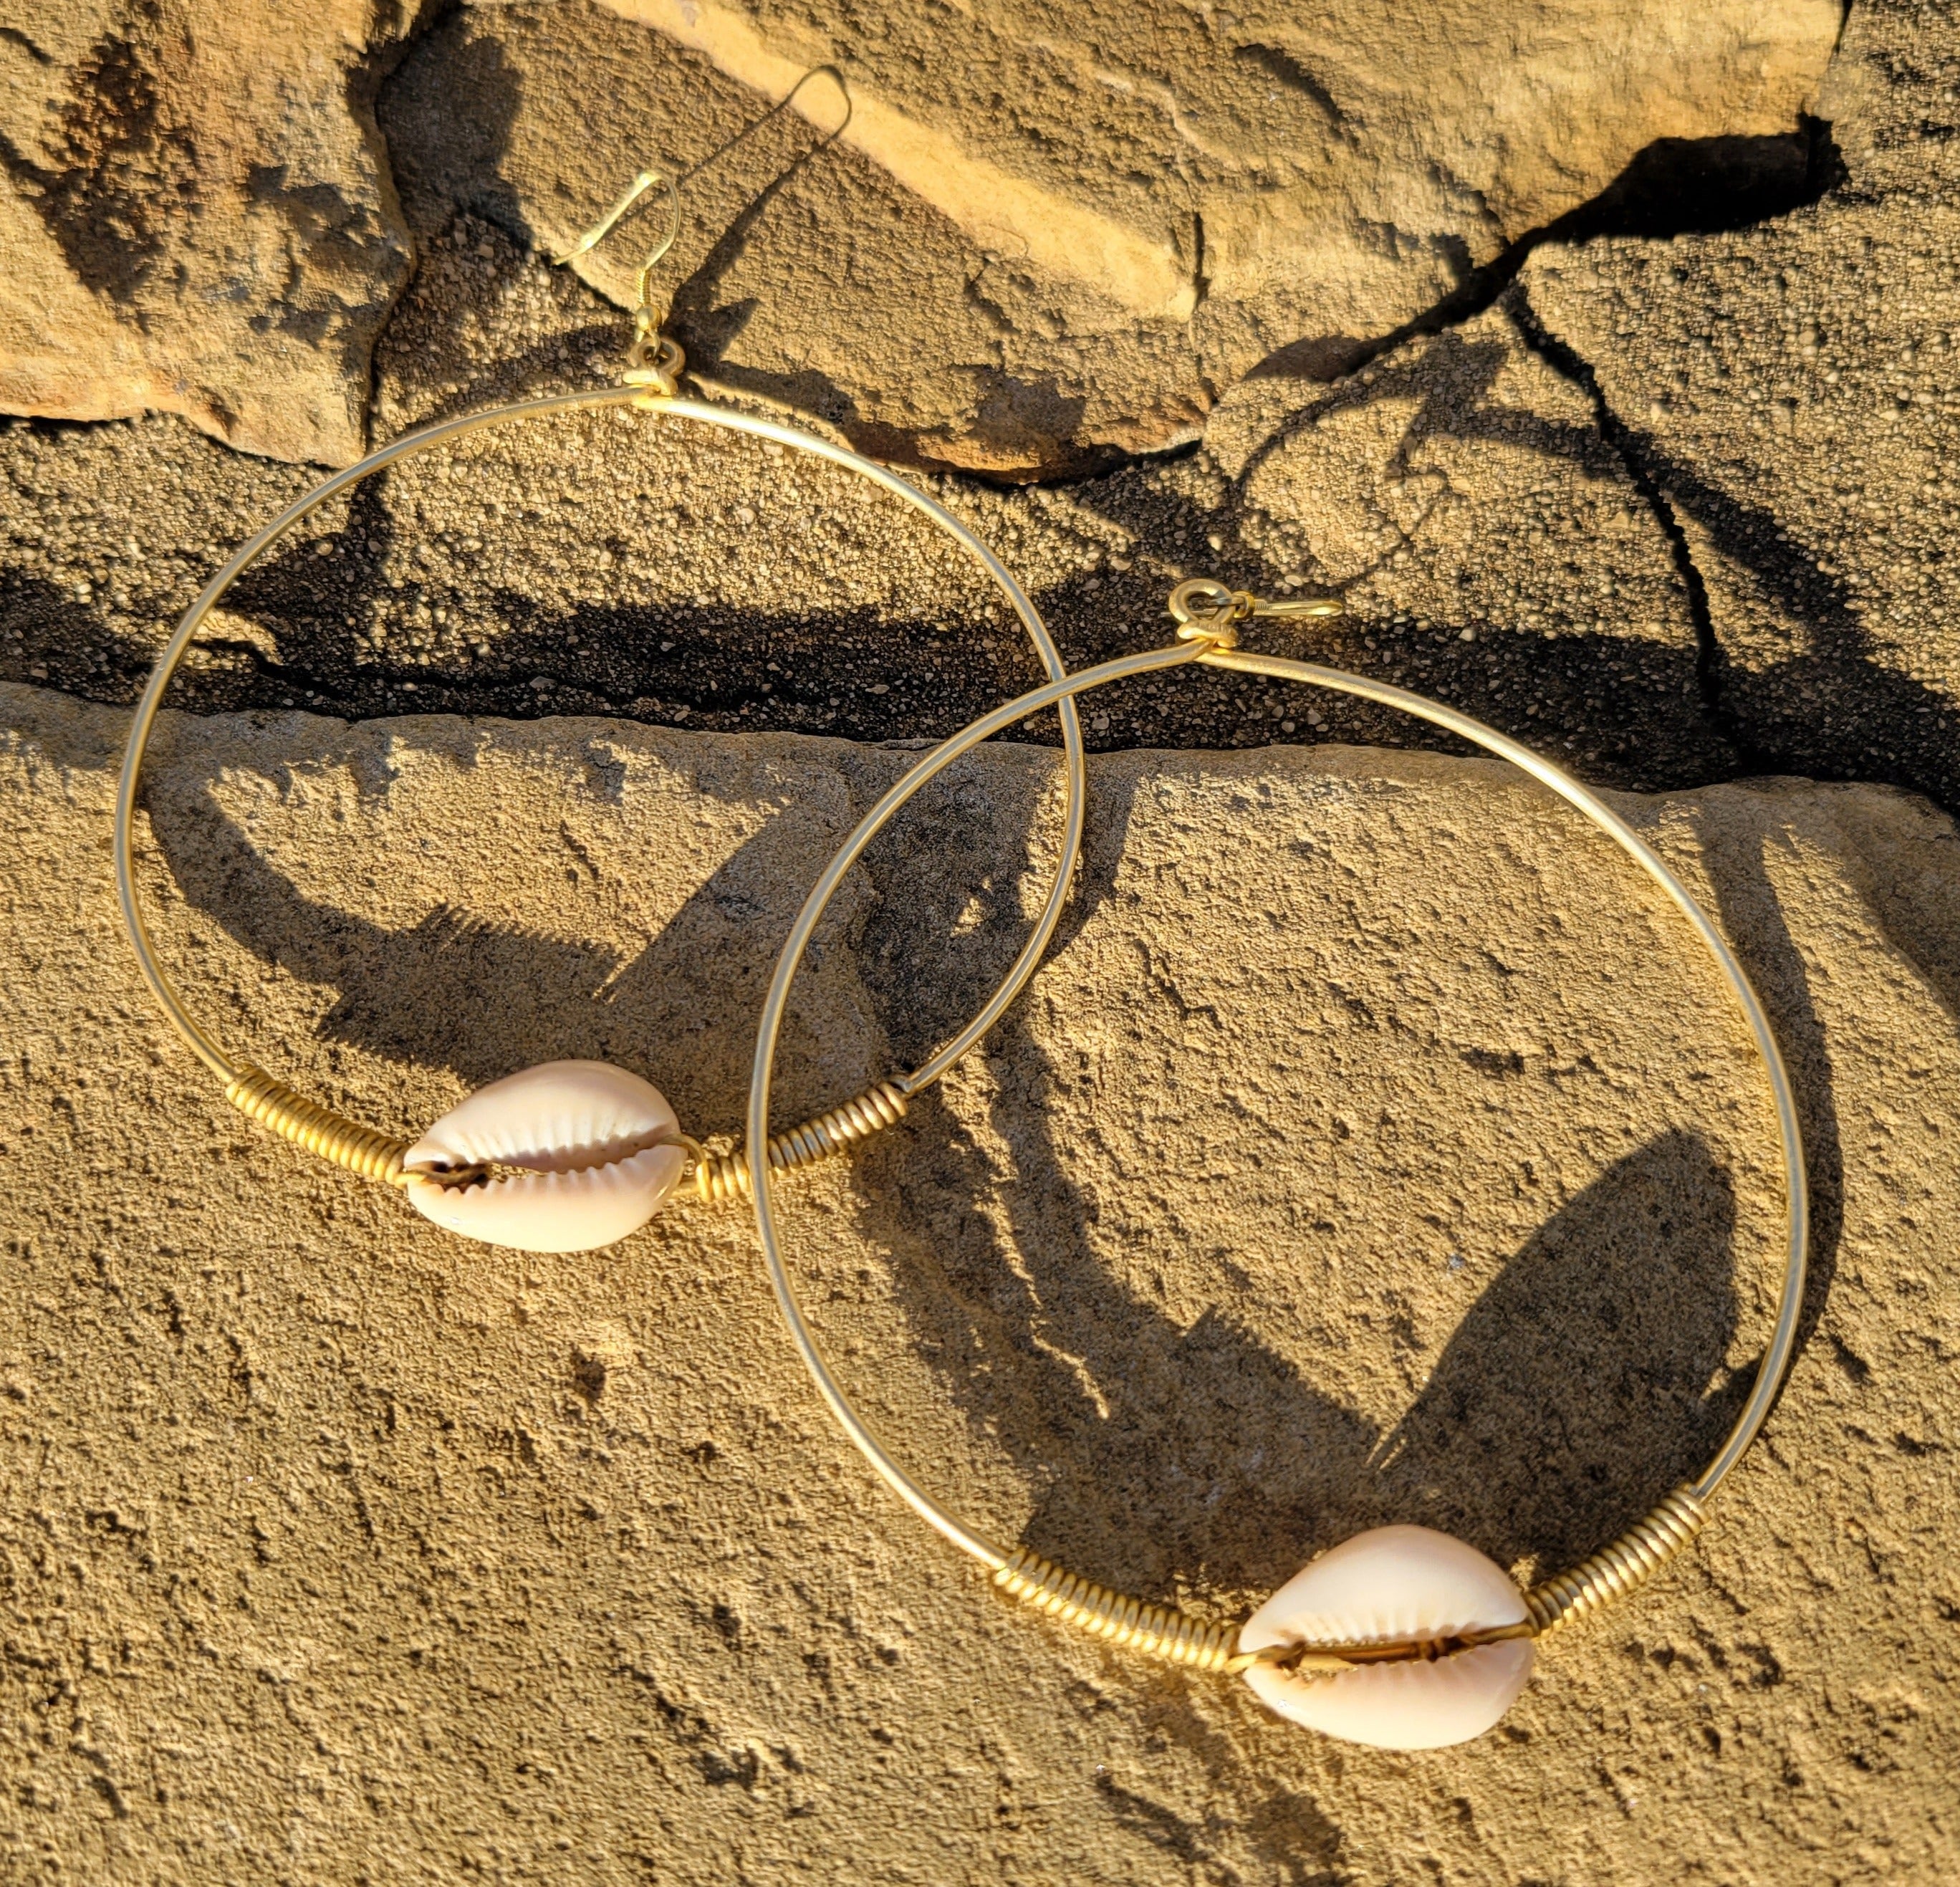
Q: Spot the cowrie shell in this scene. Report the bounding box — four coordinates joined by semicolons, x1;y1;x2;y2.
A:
1238;1525;1534;1749
403;1060;688;1254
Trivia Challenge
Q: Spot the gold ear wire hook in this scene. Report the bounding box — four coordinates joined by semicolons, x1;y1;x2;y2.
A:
554;65;852;399
1168;577;1342;648
554;168;681;277
555;167;687;394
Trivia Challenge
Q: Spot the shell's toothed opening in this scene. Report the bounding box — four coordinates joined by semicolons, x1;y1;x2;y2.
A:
1239;1525;1536;1749
403;1140;690;1254
400;1063;691;1252
1255;1619;1534;1683
408;1123;679;1189
403;1060;682;1178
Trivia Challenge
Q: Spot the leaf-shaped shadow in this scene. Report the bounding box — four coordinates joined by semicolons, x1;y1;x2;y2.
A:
842;769;1772;1604
1369;1128;1743;1577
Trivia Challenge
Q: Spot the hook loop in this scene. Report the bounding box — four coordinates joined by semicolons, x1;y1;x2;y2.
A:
1168;577;1248;645
624;330;686;399
554;167;681;278
1168;577;1344;648
553;66;852;389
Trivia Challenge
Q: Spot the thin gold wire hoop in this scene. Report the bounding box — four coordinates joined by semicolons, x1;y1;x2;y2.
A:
744;616;1809;1657
114;388;1087;1167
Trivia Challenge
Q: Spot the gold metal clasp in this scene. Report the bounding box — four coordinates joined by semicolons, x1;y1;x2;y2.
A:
1168;577;1342;649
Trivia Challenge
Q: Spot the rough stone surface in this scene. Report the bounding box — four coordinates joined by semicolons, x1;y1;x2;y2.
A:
0;0;421;466
1523;0;1960;812
379;0;1841;474
378;0;1203;478
1201;297;1734;786
0;269;1735;791
3;684;1956;1881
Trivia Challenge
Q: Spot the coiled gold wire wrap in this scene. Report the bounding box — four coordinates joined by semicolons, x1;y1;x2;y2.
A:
696;1080;910;1204
224;1065;410;1186
992;1547;1245;1673
1525;1486;1708;1636
994;1488;1712;1674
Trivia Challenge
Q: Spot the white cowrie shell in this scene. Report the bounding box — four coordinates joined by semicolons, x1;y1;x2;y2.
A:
1238;1525;1534;1750
403;1060;688;1254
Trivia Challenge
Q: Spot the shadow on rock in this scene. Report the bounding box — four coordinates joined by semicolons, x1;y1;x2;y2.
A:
854;1068;1749;1609
1623;426;1960;813
1060;312;1735;788
838;763;1801;1608
139;726;1066;1135
1371;1129;1743;1576
1240;120;1844;400
1690;800;1846;1423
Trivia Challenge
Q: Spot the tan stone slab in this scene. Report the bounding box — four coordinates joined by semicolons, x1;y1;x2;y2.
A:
599;0;1841;342
1204;298;1734;787
0;1;419;466
1520;1;1960;814
380;0;1840;475
1;682;1954;1881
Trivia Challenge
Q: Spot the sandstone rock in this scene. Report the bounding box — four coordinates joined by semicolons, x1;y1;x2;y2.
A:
0;0;421;466
380;0;1206;479
3;683;1955;1879
1522;1;1960;813
0;302;1731;793
1201;297;1734;787
381;0;1840;476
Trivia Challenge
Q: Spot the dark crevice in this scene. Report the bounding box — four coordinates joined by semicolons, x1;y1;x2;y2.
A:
1226;107;1852;789
1505;283;1775;776
1246;117;1845;394
1229;42;1346;129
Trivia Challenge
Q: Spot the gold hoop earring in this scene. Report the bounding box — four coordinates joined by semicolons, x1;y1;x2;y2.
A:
113;143;1088;1257
744;576;1807;1752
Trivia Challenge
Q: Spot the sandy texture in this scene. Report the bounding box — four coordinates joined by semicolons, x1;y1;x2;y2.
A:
1522;0;1960;806
0;271;1733;792
4;1;1960;1879
0;0;422;466
2;683;1954;1882
379;0;1839;474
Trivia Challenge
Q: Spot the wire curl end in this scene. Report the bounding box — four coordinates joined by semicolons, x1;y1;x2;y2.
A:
1168;577;1343;648
625;332;686;400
